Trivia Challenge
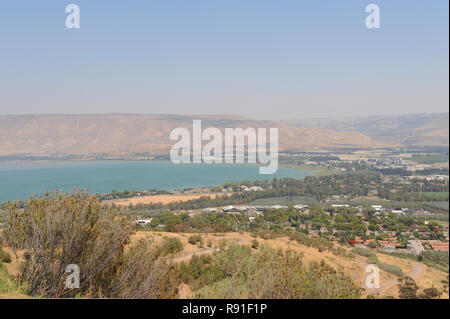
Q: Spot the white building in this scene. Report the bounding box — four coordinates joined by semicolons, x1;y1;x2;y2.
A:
135;218;152;226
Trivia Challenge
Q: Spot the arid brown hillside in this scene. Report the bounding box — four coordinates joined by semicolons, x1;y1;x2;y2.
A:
0;114;385;156
286;113;449;147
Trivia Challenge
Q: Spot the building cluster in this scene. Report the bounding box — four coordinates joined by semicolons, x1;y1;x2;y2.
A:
202;204;308;215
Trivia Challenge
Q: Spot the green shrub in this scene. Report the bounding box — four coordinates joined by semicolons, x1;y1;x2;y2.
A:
422;261;448;273
366;255;378;264
398;276;419;299
381;250;449;273
420;251;449;268
0;247;12;264
158;237;183;256
193;245;361;299
365;254;404;277
178;254;226;291
188;234;203;246
378;263;404;277
352;247;376;258
288;231;333;251
419;287;442;299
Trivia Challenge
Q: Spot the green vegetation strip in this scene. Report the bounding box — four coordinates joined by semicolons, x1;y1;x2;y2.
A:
352;247;404;277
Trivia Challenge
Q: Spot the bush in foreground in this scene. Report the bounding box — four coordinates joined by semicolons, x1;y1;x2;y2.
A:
158;237;184;257
1;191;178;298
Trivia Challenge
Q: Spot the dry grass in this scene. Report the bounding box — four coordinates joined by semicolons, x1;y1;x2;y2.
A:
375;253;448;298
353;196;389;202
1;246;22;277
133;231;449;299
108;192;231;207
2;229;447;299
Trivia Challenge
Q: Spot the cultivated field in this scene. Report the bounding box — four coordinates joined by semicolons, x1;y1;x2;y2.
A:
108;192;231;207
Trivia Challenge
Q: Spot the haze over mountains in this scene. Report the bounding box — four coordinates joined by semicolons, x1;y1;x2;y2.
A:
285;113;449;147
0;113;447;157
0;114;383;156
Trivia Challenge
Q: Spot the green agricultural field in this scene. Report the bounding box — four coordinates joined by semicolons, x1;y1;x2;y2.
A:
420;192;449;198
281;164;335;177
410;154;449;164
421;201;449;212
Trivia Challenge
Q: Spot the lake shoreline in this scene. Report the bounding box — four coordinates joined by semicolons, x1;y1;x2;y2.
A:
0;160;314;203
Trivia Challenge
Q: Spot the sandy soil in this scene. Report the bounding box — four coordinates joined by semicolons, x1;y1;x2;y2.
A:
131;231;250;259
107;193;231;207
353;196;389;202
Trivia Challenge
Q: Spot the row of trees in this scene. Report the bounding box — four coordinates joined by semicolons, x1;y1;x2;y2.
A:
125;174;378;212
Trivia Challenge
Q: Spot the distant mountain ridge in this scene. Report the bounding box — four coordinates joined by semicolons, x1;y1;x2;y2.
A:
0;114;385;156
285;113;449;147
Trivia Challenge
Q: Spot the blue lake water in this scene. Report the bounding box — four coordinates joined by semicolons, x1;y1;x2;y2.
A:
0;161;313;202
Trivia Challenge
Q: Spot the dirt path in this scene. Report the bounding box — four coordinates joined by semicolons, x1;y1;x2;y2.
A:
352;255;368;283
356;254;425;296
409;263;425;279
136;231;430;298
377;263;424;294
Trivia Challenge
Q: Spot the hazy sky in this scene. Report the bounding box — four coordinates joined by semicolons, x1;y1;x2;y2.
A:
0;1;448;120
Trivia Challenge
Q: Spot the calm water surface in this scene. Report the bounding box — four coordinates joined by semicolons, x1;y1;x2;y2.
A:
0;161;313;202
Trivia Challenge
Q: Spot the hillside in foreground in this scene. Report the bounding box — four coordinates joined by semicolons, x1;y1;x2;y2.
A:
2;231;448;299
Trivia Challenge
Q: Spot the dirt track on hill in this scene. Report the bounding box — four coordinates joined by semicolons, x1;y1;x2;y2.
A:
356;255;425;296
132;231;440;299
377;263;424;295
